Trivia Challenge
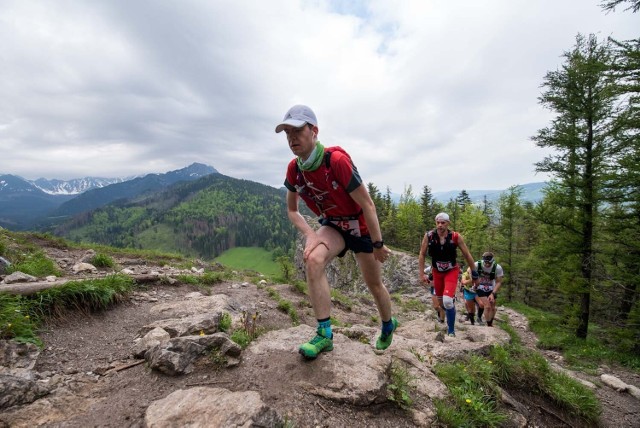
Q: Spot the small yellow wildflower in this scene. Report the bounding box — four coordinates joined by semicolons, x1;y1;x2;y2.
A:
7;323;12;328
488;360;493;364
199;330;205;336
25;315;30;319
466;399;472;404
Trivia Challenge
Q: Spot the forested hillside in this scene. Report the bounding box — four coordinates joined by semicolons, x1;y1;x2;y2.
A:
54;174;298;259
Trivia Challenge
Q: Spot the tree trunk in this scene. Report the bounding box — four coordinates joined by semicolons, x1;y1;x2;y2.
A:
576;292;591;339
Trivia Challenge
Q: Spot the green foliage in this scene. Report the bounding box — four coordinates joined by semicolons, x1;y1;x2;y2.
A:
202;271;228;284
207;347;228;371
400;298;426;313
176;274;201;285
505;302;640;370
387;360;416;410
393;185;424;252
265;287;299;325
7;251;60;277
276;255;295;283
230;329;251;348
0;294;40;345
90;253;115;268
218;312;232;332
330;289;354;311
290;280;307;295
435;337;601;426
30;275;134;320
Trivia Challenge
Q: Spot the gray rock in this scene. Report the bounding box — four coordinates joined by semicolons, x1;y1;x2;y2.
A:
72;262;97;274
145;387;282;428
2;271;38;284
0;374;49;410
145;333;241;376
0;256;11;274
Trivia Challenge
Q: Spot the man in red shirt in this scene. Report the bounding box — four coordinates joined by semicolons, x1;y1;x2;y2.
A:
418;213;478;337
276;104;397;360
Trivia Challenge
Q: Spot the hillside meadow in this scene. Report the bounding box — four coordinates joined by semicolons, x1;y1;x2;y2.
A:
214;246;280;277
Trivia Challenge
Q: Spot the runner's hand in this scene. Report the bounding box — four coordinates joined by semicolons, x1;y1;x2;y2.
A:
303;234;327;261
373;245;390;263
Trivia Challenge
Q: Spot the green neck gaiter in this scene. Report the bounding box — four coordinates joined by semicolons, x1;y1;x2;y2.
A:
297;142;325;171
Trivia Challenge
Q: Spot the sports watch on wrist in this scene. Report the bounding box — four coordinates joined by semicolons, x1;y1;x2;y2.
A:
372;240;384;249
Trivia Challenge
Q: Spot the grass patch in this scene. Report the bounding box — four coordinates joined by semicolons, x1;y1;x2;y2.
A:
0;293;40;345
230;310;264;348
433;316;602;427
215;247;280;277
6;250;60;277
505;302;640;371
330;289;354;311
218;312;232;332
387;360;416;410
0;274;134;345
90;253;116;268
264;286;299;325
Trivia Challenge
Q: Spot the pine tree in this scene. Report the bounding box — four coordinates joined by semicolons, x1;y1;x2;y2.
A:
533;33;617;339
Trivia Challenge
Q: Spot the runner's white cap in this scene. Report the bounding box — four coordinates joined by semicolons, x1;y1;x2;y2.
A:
435;212;450;222
275;105;318;133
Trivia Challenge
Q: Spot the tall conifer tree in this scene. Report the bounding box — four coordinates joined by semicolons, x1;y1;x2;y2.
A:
533;34;616;338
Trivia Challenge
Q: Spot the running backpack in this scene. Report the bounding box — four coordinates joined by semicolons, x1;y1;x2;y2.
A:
426;230;459;258
476;261;497;280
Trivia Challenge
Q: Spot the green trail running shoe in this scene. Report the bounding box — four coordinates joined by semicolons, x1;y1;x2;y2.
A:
299;328;333;360
375;317;398;350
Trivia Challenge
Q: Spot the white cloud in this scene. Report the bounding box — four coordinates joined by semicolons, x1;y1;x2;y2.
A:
0;0;636;193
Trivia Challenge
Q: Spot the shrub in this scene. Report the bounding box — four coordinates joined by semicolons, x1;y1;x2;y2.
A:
387;360;416;410
218;312;232;332
8;251;60;277
90;253;115;268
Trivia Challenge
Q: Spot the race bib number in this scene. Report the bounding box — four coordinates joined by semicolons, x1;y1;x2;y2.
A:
330;219;361;237
478;283;493;292
435;261;454;272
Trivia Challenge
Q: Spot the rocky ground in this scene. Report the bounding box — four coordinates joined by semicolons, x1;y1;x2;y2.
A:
1;241;639;427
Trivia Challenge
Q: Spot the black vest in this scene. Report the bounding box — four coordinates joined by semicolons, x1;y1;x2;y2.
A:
427;230;457;266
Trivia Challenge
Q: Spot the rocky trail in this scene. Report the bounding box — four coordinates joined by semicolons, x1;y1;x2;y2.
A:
1;242;639;427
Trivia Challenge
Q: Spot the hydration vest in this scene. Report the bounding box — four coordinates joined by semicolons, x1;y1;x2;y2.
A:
476;261;498;280
294;146;362;220
426;229;459;267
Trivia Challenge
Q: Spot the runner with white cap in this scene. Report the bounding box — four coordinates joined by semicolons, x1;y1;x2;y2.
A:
418;212;478;337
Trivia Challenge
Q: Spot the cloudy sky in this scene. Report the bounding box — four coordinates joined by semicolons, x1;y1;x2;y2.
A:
0;1;637;194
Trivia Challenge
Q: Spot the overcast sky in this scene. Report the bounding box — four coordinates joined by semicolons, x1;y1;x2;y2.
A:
0;1;637;193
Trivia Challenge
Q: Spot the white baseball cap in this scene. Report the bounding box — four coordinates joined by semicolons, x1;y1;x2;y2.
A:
435;212;450;222
275;105;318;133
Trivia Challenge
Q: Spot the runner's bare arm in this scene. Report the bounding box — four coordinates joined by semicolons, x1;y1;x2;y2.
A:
490;275;503;301
456;234;478;284
348;185;389;262
418;234;429;283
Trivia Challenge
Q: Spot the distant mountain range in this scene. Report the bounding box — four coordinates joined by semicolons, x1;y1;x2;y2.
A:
387;182;547;205
1;161;547;231
32;176;133;195
0;163;217;230
432;182;547;204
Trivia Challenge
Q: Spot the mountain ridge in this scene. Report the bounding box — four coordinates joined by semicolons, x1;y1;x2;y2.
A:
0;163;218;230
